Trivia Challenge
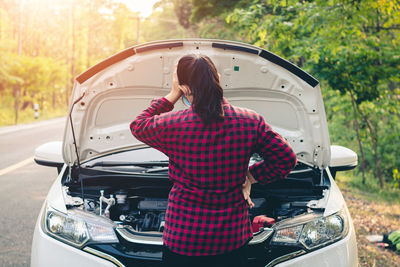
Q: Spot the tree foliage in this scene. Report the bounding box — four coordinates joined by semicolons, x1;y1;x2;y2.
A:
1;0;399;189
191;0;400;188
0;0;191;125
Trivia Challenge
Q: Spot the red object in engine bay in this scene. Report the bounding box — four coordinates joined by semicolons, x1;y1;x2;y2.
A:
252;215;275;233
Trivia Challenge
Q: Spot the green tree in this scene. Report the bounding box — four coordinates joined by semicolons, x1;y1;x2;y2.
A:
191;0;400;188
0;0;142;125
141;1;194;42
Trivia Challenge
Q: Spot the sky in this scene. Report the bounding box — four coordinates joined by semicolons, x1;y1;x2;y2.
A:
117;0;160;18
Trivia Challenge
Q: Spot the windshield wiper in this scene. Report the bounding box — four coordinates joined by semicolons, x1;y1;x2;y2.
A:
83;161;169;168
146;167;169;173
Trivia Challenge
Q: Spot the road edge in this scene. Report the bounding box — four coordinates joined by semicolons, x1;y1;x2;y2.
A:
0;117;66;136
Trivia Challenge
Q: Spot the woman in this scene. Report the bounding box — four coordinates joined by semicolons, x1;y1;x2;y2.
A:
130;54;297;266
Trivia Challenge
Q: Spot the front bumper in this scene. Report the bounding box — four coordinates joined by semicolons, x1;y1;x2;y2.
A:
32;206;357;267
31;198;358;267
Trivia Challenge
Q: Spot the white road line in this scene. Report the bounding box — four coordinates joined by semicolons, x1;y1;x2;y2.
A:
0;157;34;177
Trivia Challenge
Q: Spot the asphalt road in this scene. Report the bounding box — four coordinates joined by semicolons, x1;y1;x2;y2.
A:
0;117;66;267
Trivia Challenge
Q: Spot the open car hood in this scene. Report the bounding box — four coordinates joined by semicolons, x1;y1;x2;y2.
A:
63;39;330;169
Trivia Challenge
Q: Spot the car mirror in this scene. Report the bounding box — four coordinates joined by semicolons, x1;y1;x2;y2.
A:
329;145;358;179
34;141;64;173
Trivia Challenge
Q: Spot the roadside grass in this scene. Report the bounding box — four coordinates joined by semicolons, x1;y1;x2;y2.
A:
0;107;67;126
0;94;67;126
336;171;400;204
337;172;400;267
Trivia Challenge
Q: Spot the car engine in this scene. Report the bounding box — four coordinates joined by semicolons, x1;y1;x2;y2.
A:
65;185;319;234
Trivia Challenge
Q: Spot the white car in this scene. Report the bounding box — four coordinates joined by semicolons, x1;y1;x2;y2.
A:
31;39;358;267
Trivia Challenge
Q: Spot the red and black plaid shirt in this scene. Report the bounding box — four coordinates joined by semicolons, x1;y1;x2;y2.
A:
130;97;296;256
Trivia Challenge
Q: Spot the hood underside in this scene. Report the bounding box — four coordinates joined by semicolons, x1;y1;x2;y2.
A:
63;39;331;168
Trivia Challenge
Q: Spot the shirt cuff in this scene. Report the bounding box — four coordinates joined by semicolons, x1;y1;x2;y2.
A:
151;97;174;113
248;162;277;185
248;163;262;184
161;97;175;110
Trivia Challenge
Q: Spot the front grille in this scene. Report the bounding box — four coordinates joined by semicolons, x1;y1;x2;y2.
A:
86;242;304;267
122;259;162;267
86;243;163;267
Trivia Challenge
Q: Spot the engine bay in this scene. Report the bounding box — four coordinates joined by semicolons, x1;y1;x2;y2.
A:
65;179;327;235
63;159;328;235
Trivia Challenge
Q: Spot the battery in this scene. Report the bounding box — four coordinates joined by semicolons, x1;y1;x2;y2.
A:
252;215;275;233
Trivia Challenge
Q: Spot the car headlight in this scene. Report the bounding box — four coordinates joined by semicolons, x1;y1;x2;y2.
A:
271;207;349;250
42;205;118;247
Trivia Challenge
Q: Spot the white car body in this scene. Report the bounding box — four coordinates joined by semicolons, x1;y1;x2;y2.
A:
31;39;358;266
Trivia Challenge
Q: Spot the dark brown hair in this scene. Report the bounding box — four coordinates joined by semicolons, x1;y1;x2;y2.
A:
177;54;224;125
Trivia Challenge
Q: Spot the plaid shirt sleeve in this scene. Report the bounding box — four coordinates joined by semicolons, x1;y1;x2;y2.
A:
130;97;174;153
249;116;297;185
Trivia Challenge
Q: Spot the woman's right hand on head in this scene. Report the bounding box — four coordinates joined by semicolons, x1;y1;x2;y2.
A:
165;69;184;104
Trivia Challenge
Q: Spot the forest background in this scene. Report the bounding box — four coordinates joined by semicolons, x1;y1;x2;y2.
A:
0;0;399;197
